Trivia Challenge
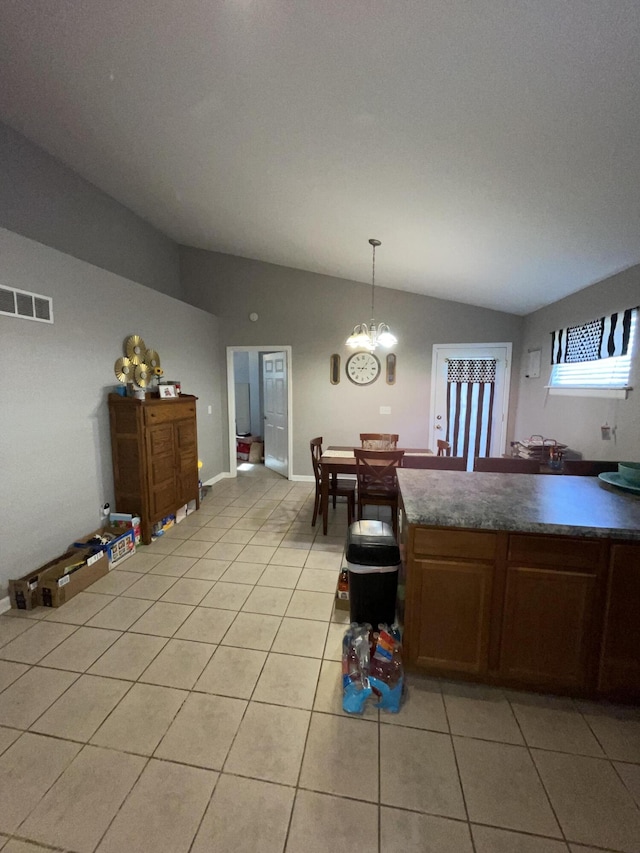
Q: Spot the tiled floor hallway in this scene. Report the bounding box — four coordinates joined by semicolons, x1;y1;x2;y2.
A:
0;464;639;853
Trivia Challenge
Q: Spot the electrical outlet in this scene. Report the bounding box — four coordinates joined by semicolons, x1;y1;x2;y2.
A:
380;406;391;415
207;405;212;414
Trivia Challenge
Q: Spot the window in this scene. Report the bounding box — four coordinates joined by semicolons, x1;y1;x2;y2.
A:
548;309;636;397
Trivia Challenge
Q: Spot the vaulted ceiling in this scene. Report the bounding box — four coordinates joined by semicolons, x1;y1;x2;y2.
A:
1;1;639;314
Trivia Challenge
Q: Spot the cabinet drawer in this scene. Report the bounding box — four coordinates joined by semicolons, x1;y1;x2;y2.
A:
413;527;497;560
413;528;497;561
144;402;196;426
508;535;603;570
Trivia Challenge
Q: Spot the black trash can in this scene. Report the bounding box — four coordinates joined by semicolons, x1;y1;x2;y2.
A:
346;520;401;628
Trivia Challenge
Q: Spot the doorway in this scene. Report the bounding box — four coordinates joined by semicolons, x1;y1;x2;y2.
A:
226;346;292;479
430;343;512;470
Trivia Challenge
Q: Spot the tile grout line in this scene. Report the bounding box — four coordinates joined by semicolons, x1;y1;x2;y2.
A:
506;695;570;848
440;682;479;853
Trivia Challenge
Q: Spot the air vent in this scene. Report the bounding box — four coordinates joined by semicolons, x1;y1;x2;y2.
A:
0;286;53;323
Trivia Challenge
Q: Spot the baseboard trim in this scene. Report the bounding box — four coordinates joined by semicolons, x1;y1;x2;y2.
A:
204;472;314;485
203;472;234;486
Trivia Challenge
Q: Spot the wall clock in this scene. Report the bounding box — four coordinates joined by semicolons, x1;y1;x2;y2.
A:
346;351;381;385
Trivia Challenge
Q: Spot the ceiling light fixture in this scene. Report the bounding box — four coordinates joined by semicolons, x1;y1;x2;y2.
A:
346;239;397;351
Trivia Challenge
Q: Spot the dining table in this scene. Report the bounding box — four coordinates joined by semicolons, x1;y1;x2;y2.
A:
319;445;433;534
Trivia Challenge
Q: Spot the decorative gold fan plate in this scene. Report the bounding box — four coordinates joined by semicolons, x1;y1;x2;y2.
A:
145;349;161;369
125;335;147;364
114;357;133;383
134;364;151;388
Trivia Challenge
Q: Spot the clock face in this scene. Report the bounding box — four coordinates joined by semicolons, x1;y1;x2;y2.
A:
346;352;381;385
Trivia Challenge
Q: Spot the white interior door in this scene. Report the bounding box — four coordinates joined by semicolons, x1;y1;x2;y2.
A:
262;351;289;477
430;343;512;469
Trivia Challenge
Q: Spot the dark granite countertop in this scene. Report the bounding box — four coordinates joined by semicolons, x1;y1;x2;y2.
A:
397;469;640;540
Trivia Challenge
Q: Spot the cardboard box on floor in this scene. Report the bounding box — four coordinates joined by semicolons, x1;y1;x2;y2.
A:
72;526;136;568
9;566;46;610
39;548;109;607
9;547;109;610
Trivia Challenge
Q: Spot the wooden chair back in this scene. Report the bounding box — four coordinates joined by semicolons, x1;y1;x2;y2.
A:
354;449;405;495
562;460;620;476
473;457;539;474
310;437;323;488
403;455;466;471
437;439;451;456
360;433;399;450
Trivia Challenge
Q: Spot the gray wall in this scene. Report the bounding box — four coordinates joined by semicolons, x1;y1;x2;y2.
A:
0;122;181;298
0;228;225;597
514;265;640;460
179;247;525;474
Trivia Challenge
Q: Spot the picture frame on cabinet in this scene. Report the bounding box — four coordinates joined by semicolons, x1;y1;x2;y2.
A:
159;384;177;398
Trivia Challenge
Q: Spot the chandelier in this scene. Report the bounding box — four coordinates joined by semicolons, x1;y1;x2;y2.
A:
346;238;398;351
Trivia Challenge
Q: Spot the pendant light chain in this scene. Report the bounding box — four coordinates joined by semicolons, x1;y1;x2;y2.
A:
371;241;376;317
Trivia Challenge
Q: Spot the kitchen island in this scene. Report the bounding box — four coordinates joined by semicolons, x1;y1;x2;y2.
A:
397;469;640;700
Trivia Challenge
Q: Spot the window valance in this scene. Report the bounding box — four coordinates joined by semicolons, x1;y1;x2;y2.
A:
446;358;497;383
550;307;638;365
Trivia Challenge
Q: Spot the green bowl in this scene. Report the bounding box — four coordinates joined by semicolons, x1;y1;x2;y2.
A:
618;462;640;486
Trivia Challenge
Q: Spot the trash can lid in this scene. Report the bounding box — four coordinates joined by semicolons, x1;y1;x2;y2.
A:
346;520;400;566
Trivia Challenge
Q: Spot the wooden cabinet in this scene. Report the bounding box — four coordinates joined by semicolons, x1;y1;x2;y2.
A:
498;535;605;691
109;394;199;544
401;516;639;698
598;544;640;699
404;529;496;676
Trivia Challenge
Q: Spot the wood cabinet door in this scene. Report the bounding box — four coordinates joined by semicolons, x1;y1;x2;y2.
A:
500;566;596;690
408;558;493;675
146;423;177;518
174;418;198;507
598;544;640;698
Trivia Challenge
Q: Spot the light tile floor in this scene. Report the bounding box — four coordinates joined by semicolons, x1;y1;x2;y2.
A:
0;464;639;853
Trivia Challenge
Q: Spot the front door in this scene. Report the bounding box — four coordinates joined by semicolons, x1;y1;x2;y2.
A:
430;343;512;470
262;351;289;477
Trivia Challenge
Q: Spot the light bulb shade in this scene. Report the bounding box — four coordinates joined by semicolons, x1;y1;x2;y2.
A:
376;325;398;348
346;322;397;351
346;324;373;349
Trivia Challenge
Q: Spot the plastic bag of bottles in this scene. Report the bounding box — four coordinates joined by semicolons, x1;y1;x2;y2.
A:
342;623;372;714
369;625;404;713
342;622;404;714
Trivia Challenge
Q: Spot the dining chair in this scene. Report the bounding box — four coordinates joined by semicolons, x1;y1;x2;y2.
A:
473;457;539;474
437;439;451;456
360;433;399;450
403;455;466;470
562;460;620;476
354;449;405;539
310;437;355;527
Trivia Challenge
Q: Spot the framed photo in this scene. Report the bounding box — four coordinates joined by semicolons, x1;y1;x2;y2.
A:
159;384;177;398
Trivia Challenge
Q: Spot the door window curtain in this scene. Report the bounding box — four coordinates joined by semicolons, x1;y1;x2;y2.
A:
550;307;638;365
446;359;496;463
